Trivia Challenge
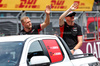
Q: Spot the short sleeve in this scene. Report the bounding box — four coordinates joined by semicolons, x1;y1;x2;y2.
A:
34;24;42;32
77;25;82;36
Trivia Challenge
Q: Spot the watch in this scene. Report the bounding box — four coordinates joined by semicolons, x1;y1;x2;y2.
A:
73;49;75;51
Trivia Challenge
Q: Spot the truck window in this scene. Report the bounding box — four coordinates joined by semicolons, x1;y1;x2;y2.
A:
0;41;23;66
43;39;63;63
27;41;44;62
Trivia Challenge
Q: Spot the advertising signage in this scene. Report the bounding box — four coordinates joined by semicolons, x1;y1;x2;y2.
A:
0;0;94;11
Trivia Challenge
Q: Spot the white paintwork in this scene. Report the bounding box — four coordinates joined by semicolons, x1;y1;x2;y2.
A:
30;56;50;65
0;35;99;66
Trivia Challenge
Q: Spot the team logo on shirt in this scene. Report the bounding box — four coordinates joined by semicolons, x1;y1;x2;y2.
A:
73;27;77;31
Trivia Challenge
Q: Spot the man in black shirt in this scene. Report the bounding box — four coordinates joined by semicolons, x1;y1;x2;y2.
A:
18;5;50;35
59;3;83;54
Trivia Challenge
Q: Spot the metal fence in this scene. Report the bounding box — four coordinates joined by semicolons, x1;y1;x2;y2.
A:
0;11;100;41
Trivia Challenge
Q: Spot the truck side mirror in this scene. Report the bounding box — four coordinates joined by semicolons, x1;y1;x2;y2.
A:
29;56;50;66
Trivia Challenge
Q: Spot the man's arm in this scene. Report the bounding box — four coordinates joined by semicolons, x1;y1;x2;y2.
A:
41;5;50;29
59;3;78;26
71;36;83;54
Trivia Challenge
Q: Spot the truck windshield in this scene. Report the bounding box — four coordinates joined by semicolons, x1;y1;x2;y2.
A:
0;41;24;66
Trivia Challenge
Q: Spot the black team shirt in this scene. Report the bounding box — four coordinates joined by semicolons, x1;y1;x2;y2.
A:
18;24;42;35
60;22;82;49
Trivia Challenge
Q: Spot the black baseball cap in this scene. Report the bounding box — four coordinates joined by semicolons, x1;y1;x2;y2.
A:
66;11;76;17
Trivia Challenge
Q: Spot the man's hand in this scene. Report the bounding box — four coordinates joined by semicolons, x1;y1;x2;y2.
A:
71;49;74;55
70;2;78;11
45;5;51;15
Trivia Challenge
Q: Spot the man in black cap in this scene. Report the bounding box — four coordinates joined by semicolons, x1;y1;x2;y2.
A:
59;3;83;54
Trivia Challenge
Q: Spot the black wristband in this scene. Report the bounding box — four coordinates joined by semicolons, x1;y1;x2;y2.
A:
73;49;75;51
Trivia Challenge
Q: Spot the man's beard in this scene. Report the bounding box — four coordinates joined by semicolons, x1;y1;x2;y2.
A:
27;25;32;29
29;25;32;28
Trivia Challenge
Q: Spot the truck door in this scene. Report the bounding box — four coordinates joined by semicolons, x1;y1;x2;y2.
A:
43;39;63;63
27;39;73;66
27;40;50;66
41;39;74;66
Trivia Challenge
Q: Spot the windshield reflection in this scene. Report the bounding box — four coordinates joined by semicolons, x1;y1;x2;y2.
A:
0;41;24;66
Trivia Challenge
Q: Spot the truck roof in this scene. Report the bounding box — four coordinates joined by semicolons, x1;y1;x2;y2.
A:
0;35;56;42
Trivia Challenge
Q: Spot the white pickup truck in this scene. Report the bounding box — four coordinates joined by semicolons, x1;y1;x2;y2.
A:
0;35;99;66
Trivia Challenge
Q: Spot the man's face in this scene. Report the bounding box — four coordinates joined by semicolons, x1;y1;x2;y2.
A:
22;18;32;29
65;15;74;23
